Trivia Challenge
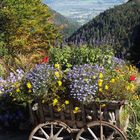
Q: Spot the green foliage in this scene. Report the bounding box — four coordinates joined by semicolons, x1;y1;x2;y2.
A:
49;45;114;69
0;0;61;66
127;124;140;140
127;98;140;139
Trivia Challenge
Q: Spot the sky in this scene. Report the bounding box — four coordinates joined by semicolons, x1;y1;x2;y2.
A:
44;0;128;24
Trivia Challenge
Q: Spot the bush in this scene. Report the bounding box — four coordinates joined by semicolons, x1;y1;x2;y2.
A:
49;45;115;69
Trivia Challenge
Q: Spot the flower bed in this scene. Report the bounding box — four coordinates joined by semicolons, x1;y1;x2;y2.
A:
0;47;139;112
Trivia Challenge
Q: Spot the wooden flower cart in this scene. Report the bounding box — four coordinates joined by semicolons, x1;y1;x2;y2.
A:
28;99;129;140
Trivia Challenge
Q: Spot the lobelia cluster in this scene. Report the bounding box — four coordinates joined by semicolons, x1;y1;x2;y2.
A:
67;64;104;103
25;64;64;99
0;69;24;97
111;57;125;67
26;64;54;97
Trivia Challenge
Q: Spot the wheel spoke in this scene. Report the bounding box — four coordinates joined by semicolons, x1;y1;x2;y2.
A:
79;136;87;140
55;127;64;137
32;136;46;140
87;127;98;140
51;123;54;137
39;127;49;139
57;137;63;140
100;124;103;140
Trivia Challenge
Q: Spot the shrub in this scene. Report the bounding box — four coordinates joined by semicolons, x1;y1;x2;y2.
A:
48;45;115;69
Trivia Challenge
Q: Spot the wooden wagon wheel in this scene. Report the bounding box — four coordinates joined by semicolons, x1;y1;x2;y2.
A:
76;121;127;140
29;121;73;140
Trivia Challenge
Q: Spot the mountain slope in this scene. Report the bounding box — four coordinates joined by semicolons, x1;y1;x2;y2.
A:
67;2;140;60
50;9;80;37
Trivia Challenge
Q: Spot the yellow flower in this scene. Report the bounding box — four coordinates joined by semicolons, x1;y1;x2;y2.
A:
53;98;58;106
105;85;109;90
16;88;20;93
54;63;60;69
65;100;69;105
57;80;62;86
99;88;102;92
27;82;32;89
98;79;103;87
98;82;102;87
55;71;60;78
99;73;103;79
110;78;115;83
73;107;79;114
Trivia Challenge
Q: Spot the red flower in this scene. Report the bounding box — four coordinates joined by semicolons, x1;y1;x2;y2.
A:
41;56;49;63
130;75;136;81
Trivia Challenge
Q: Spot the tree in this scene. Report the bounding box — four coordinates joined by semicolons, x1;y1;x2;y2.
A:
0;0;61;69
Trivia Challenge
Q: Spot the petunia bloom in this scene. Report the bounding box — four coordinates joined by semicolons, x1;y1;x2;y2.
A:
130;75;136;81
41;56;49;63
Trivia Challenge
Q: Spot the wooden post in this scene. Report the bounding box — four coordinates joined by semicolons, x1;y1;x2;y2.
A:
38;100;45;123
28;103;35;125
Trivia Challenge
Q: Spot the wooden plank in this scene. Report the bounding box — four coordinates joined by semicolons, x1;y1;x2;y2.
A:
38;101;45;123
80;104;86;124
49;105;54;120
28;103;35;125
70;104;76;129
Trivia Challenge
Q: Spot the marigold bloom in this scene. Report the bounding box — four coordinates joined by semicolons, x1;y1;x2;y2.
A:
130;75;136;81
27;82;32;89
55;71;60;78
105;85;109;90
57;80;62;86
53;98;58;106
73;107;79;113
98;82;102;87
110;78;115;83
65;100;69;105
54;63;60;69
99;88;102;92
99;73;103;79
